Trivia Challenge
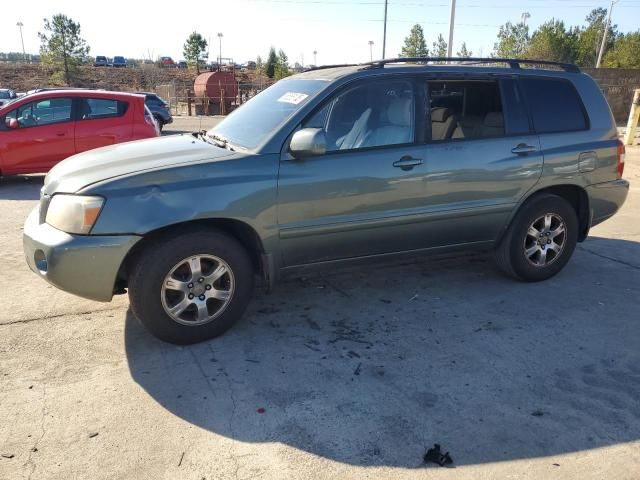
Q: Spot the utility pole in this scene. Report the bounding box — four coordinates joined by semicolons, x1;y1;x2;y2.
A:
596;0;617;68
16;21;26;62
368;40;374;62
382;0;388;59
313;50;317;66
447;0;456;57
217;32;223;69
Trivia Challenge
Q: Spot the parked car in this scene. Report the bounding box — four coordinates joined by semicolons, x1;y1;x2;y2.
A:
112;56;127;68
177;61;188;69
0;88;17;108
136;92;173;131
23;58;629;345
94;56;108;67
160;56;175;68
0;89;158;175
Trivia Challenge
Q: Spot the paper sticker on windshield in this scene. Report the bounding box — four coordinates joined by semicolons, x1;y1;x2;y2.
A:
277;92;309;105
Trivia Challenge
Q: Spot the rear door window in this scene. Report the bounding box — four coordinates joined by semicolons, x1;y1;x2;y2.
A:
521;78;588;133
78;98;128;120
500;79;530;135
426;80;505;142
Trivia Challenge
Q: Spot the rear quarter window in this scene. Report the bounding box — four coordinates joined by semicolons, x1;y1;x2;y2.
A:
521;78;588;133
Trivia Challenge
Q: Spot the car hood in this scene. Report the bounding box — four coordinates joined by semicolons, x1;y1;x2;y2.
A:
44;134;238;194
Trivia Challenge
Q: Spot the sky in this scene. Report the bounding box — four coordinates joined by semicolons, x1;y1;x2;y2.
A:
2;0;640;66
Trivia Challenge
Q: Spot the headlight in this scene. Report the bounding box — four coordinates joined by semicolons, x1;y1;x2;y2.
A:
45;195;104;234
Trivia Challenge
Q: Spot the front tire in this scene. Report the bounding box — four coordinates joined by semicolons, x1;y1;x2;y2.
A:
128;229;254;344
495;193;578;282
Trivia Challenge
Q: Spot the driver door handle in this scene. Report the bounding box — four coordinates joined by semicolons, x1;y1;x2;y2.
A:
511;143;537;155
393;156;423;171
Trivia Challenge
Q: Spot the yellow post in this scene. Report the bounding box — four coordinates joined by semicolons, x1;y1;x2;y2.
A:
624;89;640;146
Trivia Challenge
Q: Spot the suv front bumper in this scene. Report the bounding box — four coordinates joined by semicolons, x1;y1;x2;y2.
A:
23;207;141;302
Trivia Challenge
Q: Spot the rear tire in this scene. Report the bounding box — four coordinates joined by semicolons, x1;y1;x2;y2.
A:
495;193;578;282
128;228;254;344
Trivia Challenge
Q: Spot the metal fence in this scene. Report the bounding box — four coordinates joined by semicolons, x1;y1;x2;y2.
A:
155;80;274;116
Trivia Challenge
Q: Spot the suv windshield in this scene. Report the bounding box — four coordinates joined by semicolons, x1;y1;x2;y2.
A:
208;79;328;150
0;90;12;99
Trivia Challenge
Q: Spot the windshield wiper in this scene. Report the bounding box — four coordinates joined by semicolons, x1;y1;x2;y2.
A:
207;132;236;151
195;131;215;145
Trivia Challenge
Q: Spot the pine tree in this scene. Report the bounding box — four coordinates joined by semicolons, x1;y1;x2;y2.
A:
432;34;448;57
457;42;472;58
38;14;90;85
264;47;278;78
183;32;208;74
400;24;429;57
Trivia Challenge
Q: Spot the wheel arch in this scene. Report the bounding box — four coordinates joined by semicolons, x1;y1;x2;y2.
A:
500;184;591;245
116;218;267;292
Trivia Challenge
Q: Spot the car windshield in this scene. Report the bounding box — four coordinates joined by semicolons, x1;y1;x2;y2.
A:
0;91;11;99
208;79;328;150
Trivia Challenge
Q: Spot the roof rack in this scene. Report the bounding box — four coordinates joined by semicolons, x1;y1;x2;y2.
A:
307;63;359;71
361;57;580;73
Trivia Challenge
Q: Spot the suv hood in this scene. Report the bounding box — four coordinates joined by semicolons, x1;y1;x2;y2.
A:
44;134;236;194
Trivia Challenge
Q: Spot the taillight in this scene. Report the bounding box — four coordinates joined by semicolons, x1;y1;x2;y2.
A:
617;140;625;178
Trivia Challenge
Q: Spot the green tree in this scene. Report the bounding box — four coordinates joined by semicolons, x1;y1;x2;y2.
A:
603;31;640;68
256;55;263;72
275;49;290;80
493;21;529;58
183;31;208;74
432;34;448;57
574;8;618;67
264;47;278;78
38;14;90;85
526;19;577;63
457;42;472;58
400;24;428;57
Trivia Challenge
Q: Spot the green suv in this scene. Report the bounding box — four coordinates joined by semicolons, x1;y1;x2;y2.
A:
23;58;629;344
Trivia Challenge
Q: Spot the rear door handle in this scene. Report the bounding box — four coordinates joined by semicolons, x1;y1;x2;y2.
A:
511;143;537;155
55;132;66;137
393;156;423;171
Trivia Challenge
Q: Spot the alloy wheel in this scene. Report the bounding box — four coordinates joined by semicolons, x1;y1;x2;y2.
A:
523;213;567;267
160;254;234;326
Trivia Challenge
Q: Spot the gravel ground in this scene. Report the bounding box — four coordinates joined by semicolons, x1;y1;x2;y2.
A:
0;136;639;479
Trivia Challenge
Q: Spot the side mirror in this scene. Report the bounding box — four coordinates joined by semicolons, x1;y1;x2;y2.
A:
289;128;327;159
5;118;18;129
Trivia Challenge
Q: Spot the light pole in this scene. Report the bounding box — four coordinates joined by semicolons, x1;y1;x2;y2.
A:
313;50;317;66
596;0;618;68
217;32;223;68
521;12;530;26
16;21;26;62
382;0;388;59
447;0;456;58
368;41;374;62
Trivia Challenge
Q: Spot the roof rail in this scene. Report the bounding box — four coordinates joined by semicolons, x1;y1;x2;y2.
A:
360;57;580;73
307;63;359;71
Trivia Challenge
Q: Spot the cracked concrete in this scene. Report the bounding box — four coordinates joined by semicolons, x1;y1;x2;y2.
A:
0;120;639;479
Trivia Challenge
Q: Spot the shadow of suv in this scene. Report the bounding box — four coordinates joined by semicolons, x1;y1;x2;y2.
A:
23;57;629;344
